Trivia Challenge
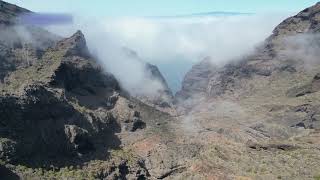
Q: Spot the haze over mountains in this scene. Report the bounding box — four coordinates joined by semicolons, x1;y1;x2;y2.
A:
46;11;288;93
1;0;320;179
149;11;253;19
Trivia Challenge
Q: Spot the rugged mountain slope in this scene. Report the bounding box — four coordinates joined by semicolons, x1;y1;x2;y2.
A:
175;57;216;102
173;2;320;179
2;1;320;179
0;0;29;25
0;1;178;179
177;2;320;104
0;28;173;180
0;2;59;82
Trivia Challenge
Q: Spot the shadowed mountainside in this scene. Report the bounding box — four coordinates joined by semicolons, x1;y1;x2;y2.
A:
1;1;320;179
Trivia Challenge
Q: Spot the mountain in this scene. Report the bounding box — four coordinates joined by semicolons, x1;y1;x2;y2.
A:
173;2;320;179
175;57;216;102
122;47;174;110
177;2;320;106
0;1;175;179
0;0;29;25
1;0;320;179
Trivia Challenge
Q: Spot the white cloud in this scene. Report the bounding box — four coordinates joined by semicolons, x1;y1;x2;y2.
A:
46;13;288;95
95;14;288;64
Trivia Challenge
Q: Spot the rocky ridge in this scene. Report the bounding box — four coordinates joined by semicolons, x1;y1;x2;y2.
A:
173;2;320;179
1;1;320;180
0;1;176;179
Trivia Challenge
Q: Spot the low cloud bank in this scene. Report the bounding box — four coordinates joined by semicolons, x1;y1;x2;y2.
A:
45;13;288;95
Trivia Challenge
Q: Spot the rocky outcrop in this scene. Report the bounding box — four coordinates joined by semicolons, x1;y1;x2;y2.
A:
286;73;320;97
271;2;320;38
0;84;97;161
175;57;216;101
54;30;90;58
122;47;174;109
144;63;174;107
0;3;176;179
0;29;131;167
2;1;320;179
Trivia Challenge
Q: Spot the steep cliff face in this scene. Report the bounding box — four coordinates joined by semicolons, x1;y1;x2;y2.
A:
0;2;175;178
175;57;216;101
2;1;320;179
144;63;174;107
0;30;120;164
122;48;174;109
0;28;174;179
271;2;320;37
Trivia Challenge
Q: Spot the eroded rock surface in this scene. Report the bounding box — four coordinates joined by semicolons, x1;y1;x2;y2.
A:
172;2;320;179
1;1;320;179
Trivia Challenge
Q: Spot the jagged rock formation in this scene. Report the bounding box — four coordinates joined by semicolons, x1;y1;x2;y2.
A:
122;47;174;109
175;57;216;101
0;30;117;164
0;27;164;179
0;1;176;179
144;63;174;107
2;1;320;179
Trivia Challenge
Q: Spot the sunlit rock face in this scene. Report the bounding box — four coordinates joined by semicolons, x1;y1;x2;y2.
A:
2;1;320;179
0;2;173;178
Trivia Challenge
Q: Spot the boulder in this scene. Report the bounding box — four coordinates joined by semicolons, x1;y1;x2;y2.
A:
64;125;94;154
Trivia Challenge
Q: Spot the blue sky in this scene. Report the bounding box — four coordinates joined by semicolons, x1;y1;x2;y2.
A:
7;0;320;17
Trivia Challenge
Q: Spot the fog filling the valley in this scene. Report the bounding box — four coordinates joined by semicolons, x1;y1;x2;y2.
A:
45;13;289;97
